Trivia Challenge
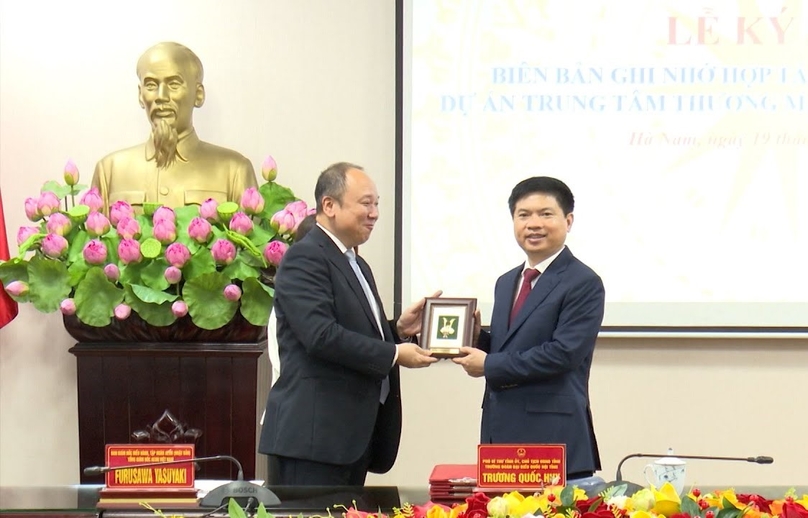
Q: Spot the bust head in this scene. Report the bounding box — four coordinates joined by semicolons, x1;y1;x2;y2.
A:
136;42;205;168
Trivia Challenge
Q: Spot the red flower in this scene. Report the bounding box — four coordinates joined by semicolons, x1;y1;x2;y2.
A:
345;508;387;518
576;496;606;512
737;494;773;514
412;503;451;518
781;502;808;518
458;493;490;518
670;513;694;518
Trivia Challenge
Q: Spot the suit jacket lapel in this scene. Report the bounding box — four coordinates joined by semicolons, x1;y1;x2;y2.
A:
313;228;380;334
491;265;521;352
501;248;573;346
357;256;394;343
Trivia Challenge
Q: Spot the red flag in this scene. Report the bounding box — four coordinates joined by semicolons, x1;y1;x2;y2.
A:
0;189;19;329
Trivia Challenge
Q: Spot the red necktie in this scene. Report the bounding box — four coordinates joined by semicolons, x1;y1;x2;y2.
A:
510;268;540;326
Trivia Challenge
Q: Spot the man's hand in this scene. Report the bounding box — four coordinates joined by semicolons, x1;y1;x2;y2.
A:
396;290;443;337
452;346;486;377
396;343;439;368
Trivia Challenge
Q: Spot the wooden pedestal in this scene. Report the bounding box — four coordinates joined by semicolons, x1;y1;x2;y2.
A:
69;341;264;483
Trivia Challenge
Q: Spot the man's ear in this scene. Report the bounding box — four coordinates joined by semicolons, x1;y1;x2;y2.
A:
138;85;145;109
321;196;336;217
194;84;205;108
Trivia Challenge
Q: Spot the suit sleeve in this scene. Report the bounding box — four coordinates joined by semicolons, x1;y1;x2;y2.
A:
483;274;604;387
275;243;396;380
477;329;491;353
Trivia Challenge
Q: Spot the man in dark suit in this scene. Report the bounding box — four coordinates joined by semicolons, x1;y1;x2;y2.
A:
454;176;605;480
259;162;438;486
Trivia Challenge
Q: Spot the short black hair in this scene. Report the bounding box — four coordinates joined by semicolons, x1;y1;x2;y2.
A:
295;214;316;242
314;162;363;213
508;177;574;216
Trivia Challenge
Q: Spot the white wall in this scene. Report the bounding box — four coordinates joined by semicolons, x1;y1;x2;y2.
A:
1;0;806;489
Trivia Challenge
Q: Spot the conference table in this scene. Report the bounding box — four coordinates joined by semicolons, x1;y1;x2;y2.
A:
1;484;806;517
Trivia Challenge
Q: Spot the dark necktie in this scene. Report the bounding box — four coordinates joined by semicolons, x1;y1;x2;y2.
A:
510;268;540;326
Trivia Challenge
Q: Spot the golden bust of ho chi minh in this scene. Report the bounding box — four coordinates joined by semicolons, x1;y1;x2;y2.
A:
91;42;257;213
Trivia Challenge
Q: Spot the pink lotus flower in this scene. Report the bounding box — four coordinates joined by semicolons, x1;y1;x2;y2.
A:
24;197;42;221
210;239;237;265
5;281;28;297
240;187;265;215
85;211;111;237
286;200;310;219
270;209;296;234
114;303;131;320
63;159;79;186
41;233;69;258
153;220;177;244
103;264;120;281
187;217;212;244
16;226;39;246
223;284;242;301
200;198;219;221
165;242;191;268
82;239;108;265
37;191;60;217
164;266;182;284
229;212;254;235
171;301;188;317
261;155;278;182
60;298;77;315
153;206;176;224
263;240;289;266
109;201;134;226
116;216;141;240
80;187;104;212
118;238;142;264
46;213;73;236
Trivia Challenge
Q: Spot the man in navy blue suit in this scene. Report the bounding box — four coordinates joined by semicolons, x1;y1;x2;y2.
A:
454;176;605;480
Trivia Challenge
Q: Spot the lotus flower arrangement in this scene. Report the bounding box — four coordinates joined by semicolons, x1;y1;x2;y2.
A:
0;155;314;332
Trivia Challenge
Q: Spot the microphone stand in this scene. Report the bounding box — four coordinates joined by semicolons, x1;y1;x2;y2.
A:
615;453;774;482
83;455;281;507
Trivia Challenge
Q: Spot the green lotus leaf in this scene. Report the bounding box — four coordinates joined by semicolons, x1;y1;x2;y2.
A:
74;267;124;326
183;249;216;281
258;182;296;219
221;257;260;282
67;259;91;287
0;258;28;286
182;271;238;330
27;257;72;313
140;258;170;291
41;180;71;199
101;235;121;264
16;232;45;257
67;230;90;263
136;214;154;239
129;284;178;304
239;277;273;326
123;285;176;327
249;224;273;248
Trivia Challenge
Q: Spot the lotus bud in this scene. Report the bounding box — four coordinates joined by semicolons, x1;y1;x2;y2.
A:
114;303;131;320
200;198;219;221
80;187;104;212
37;191;60;217
5;281;29;297
210;239;237;265
286;200;309;219
103;264;120;282
60;298;77;315
118;238;142;265
109;201;134;227
116;216;141;240
165;243;191;268
63;159;79;186
223;284;242;301
17;226;39;246
85;211;111;237
261;155;278;182
187;217;212;244
164;266;182;284
153;220;177;244
153;206;176;224
229;212;254;236
270;209;296;234
45;212;73;236
171;300;188;317
41;233;69;258
263;240;289;266
240;187;265;215
82;239;108;265
24;197;42;221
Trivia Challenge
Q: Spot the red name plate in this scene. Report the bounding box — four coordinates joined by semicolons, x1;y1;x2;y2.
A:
105;444;195;488
477;444;566;488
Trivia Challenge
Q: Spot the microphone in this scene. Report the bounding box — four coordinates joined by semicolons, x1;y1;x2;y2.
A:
615;452;774;482
83;455;281;507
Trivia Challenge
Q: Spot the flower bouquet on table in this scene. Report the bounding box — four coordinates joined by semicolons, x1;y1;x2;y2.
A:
0;155;313;342
320;485;808;518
